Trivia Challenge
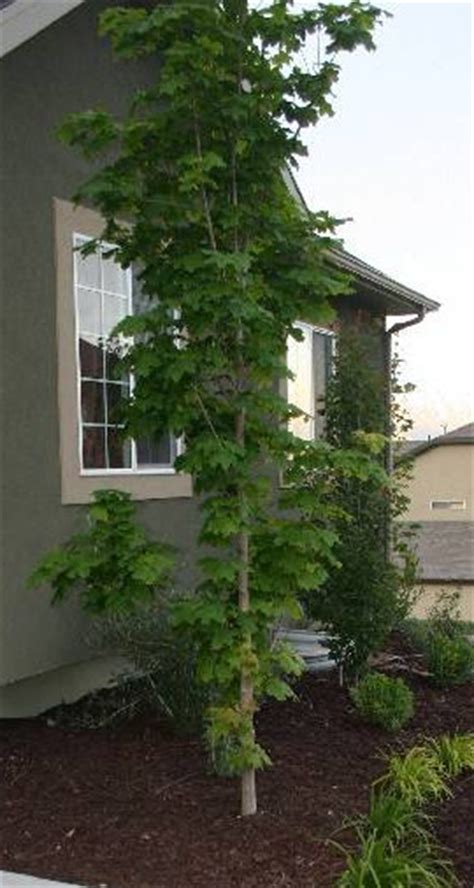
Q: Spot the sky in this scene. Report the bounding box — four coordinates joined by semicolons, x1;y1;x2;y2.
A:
293;0;472;440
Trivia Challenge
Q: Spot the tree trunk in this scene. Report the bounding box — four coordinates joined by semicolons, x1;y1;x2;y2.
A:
241;740;257;816
236;407;257;816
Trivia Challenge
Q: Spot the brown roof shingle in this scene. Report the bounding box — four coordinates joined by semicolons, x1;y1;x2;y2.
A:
407;521;474;582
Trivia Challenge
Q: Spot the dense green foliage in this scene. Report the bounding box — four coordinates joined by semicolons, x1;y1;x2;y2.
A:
29;490;174;614
350;671;414;732
337;734;474;887
305;325;417;677
45;0;390;813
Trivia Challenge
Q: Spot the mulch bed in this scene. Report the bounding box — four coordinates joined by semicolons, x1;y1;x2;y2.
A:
1;637;473;888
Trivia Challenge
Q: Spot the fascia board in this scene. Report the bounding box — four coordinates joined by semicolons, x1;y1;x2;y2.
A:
0;0;85;58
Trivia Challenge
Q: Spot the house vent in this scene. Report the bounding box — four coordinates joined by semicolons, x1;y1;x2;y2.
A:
430;500;466;510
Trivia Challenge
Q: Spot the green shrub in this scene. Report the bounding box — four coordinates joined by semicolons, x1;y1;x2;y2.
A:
429;734;474;778
402;590;474;688
96;604;209;737
403;590;464;651
428;589;463;638
350;671;414;731
426;633;474;688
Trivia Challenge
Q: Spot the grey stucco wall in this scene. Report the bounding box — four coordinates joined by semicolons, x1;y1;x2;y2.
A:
0;0;200;686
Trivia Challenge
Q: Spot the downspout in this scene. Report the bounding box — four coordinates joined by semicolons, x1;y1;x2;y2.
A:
384;309;426;474
383;309;426;563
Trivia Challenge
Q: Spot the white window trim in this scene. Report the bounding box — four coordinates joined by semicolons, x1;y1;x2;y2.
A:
54;197;192;503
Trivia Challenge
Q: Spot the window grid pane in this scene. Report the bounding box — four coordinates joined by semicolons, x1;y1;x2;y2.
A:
74;233;176;473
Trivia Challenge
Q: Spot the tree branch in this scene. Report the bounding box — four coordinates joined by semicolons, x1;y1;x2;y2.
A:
192;102;218;253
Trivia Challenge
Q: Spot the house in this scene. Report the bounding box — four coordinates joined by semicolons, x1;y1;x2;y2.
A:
0;0;439;716
399;423;474;621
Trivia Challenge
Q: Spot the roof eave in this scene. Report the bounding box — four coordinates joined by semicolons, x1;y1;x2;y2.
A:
400;436;474;461
328;248;440;316
283;168;440;316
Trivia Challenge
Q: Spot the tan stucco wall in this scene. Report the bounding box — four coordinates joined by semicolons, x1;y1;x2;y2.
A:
403;445;474;522
411;583;474;623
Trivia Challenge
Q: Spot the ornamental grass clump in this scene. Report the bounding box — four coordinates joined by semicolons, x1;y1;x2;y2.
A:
336;735;474;888
428;734;474;779
364;790;430;847
377;745;450;806
350;671;414;731
337;831;457;888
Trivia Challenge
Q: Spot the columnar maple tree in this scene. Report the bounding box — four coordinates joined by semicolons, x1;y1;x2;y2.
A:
58;0;386;815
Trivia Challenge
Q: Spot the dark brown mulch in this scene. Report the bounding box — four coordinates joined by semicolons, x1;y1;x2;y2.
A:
1;651;473;888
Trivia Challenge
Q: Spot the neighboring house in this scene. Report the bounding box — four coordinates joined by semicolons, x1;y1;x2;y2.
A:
0;0;439;716
399;423;474;621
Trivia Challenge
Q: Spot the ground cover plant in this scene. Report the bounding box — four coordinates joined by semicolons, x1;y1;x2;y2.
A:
31;0;393;816
1;635;473;888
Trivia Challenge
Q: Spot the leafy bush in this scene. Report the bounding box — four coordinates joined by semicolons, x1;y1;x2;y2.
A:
29;490;174;614
426;633;474;688
350;671;414;731
96;604;209;737
429;734;474;779
428;589;464;638
402;590;474;687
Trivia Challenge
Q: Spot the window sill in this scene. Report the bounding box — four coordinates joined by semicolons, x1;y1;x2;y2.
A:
61;471;193;504
80;467;177;477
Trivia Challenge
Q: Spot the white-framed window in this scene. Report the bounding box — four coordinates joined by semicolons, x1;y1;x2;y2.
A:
287;321;334;440
73;233;179;474
430;499;466;511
